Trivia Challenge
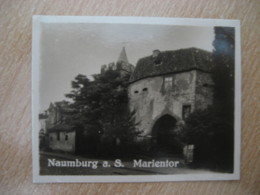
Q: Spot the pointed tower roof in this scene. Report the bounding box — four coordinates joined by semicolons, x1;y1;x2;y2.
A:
117;47;129;64
48;102;55;110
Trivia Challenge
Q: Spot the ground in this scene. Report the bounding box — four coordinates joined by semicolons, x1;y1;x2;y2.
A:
40;151;214;175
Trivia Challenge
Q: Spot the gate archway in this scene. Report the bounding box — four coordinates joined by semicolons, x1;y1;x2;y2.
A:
151;114;182;156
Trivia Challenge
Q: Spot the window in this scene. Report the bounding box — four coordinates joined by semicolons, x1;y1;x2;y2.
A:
57;132;60;141
182;105;191;119
134;90;139;94
154;58;162;65
143;88;148;92
164;77;172;91
65;134;68;141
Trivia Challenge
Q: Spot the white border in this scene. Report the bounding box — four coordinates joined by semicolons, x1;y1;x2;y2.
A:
32;16;241;183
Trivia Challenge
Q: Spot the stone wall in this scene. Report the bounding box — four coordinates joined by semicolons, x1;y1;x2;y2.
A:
128;70;198;136
49;131;76;153
195;71;214;110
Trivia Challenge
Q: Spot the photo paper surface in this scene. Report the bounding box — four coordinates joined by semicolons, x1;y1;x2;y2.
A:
32;16;241;183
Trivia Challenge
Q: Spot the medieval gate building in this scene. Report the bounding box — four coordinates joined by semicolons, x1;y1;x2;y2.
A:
128;48;214;153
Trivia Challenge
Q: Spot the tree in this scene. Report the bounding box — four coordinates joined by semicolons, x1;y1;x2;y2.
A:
212;27;235;119
180;27;235;172
181;106;234;171
65;70;139;155
211;27;235;170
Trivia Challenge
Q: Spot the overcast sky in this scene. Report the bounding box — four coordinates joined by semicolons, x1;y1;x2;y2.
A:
39;22;214;111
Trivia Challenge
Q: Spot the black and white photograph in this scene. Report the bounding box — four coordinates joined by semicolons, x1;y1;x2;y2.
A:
32;16;241;183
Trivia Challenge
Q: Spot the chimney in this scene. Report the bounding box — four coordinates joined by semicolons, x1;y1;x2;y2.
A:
152;50;160;58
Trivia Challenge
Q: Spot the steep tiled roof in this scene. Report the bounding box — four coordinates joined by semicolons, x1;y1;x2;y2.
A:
130;48;213;82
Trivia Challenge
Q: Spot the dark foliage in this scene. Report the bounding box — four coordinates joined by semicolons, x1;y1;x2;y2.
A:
181;27;235;172
212;27;235;118
181;107;234;171
65;70;140;156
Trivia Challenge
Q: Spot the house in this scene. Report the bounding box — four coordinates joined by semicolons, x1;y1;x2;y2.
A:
128;48;214;153
42;101;77;153
48;124;76;153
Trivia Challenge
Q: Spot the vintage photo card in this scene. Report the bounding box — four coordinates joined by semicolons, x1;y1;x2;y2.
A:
32;16;241;183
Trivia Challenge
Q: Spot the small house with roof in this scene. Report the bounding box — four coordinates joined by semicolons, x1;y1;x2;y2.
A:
43;101;77;153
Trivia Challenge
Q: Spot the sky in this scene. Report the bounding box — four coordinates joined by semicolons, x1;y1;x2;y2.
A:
39;22;214;111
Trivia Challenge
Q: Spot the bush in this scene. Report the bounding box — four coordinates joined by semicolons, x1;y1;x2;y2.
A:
181;106;234;172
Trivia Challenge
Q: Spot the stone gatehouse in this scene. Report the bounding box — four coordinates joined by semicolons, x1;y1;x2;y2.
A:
128;48;214;149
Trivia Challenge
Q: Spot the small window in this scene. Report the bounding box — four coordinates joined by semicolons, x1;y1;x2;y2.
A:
57;132;60;141
134;90;139;94
164;77;172;91
65;134;68;141
143;88;148;92
182;105;191;119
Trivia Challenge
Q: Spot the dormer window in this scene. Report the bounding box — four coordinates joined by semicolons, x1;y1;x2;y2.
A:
153;49;162;65
154;59;162;65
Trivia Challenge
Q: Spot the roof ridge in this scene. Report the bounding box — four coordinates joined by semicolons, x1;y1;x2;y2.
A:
130;47;213;82
137;47;211;61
